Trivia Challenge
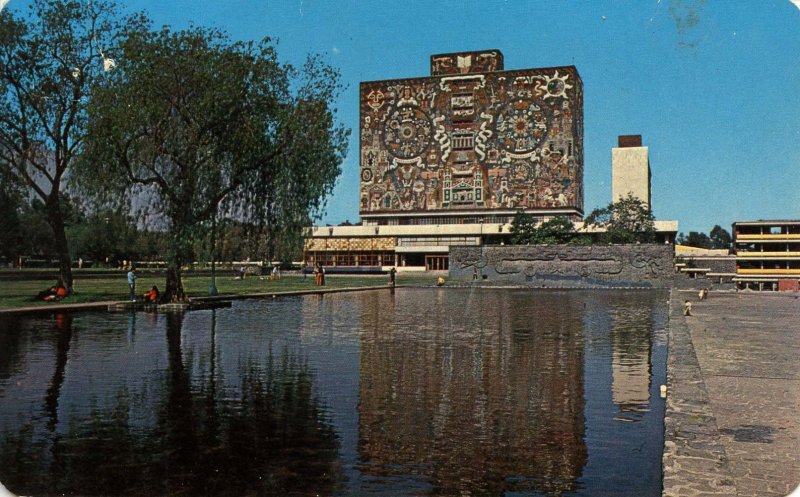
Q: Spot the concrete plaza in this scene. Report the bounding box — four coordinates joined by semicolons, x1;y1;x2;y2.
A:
664;291;800;497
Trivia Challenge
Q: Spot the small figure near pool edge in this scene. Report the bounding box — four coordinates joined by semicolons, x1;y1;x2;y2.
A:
127;266;137;302
389;266;396;287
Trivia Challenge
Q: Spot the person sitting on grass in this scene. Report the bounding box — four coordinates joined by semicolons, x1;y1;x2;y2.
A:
36;283;67;302
142;286;159;303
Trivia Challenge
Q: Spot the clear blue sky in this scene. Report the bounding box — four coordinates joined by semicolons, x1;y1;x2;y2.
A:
9;0;800;234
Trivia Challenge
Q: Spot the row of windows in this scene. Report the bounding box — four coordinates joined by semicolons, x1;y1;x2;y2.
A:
735;243;800;252
737;225;800;235
737;261;800;270
397;236;480;247
305;251;394;267
372;216;514;226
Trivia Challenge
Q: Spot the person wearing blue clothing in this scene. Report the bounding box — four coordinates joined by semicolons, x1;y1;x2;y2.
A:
127;266;137;301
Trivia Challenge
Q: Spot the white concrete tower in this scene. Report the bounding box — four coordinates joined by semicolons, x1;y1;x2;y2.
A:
612;135;651;209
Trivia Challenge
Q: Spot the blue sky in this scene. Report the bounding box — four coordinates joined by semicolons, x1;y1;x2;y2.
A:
9;0;800;234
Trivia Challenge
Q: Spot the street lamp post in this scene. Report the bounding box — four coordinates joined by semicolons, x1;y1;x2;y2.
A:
209;209;218;296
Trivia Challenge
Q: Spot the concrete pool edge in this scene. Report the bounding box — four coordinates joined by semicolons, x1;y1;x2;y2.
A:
662;291;737;497
0;285;401;317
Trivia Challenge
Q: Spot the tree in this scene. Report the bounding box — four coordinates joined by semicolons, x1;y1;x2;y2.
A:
77;25;348;301
67;208;139;266
510;213;576;245
236;56;349;265
0;0;129;291
510;211;537;244
0;169;23;261
584;194;656;244
530;216;574;245
709;225;732;250
678;231;712;249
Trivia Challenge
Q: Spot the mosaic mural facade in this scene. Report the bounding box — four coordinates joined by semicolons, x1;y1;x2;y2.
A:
359;50;583;218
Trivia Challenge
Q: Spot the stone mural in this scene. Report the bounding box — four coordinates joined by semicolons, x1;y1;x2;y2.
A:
450;245;674;288
359;50;583;217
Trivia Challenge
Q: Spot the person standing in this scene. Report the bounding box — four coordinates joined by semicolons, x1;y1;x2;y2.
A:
389;267;396;287
127;266;137;302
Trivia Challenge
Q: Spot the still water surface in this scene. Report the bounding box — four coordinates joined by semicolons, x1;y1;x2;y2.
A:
0;288;668;496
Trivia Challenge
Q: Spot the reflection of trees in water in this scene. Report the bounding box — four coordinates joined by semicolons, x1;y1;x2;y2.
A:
0;311;340;496
0;316;25;382
45;313;73;432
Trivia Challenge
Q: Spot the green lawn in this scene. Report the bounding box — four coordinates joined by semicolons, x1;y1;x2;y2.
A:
0;272;439;309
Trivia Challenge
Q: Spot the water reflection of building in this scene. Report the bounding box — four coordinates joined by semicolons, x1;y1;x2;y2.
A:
610;302;653;422
357;290;587;495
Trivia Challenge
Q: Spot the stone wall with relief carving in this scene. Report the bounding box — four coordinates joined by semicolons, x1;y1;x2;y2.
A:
450;245;674;288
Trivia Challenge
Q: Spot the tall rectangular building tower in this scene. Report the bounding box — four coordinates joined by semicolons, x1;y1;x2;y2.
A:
612;135;651;209
359;50;583;225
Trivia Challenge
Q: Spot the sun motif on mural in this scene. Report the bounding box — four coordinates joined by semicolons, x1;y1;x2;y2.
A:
539;71;573;100
494;100;548;154
382;105;433;160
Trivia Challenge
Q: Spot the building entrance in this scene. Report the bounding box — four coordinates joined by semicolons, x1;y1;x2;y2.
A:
425;255;449;271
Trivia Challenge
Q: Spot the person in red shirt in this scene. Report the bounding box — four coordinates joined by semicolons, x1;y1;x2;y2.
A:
143;286;159;303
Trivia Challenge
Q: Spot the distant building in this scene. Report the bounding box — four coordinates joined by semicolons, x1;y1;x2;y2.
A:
304;51;677;271
612;135;651;209
733;220;800;291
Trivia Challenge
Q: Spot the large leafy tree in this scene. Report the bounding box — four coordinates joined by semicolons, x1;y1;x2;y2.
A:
709;224;732;250
0;0;129;291
584;194;656;244
77;25;348;301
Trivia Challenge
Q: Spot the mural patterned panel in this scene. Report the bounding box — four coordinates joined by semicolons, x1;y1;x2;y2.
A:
359;53;583;216
449;245;674;288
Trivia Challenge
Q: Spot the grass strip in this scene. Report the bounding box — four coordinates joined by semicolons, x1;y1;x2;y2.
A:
0;273;438;309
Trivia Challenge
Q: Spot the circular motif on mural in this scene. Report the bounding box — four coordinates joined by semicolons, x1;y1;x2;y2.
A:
361;168;373;183
494;100;548;154
382;105;433;160
547;78;565;97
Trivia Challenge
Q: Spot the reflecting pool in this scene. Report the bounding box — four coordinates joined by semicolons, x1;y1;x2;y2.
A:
0;288;668;496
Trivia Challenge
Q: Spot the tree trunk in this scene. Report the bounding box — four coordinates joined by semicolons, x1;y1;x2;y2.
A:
164;226;191;302
164;263;187;303
45;313;73;432
47;204;74;293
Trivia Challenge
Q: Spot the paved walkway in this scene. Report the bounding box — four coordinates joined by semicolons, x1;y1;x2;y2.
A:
664;291;800;497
